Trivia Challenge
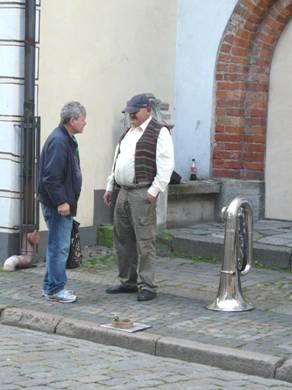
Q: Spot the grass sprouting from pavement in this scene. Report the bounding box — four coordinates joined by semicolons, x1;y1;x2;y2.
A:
79;254;117;272
253;260;290;273
167;253;292;273
77;247;292;275
168;253;222;265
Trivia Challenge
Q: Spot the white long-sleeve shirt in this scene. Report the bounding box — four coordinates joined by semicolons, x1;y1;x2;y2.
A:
106;116;174;198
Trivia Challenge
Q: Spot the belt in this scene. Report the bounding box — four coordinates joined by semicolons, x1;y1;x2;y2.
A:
120;184;150;191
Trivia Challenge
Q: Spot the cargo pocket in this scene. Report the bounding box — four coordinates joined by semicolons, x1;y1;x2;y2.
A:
138;203;156;240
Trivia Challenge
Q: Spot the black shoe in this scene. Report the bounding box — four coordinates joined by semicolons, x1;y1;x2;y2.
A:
137;290;157;302
106;285;138;294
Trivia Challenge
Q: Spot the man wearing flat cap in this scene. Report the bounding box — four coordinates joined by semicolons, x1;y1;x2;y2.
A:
104;93;174;301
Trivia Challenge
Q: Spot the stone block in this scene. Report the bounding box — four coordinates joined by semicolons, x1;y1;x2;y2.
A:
167;180;220;227
1;307;62;333
156;336;281;378
216;179;264;221
275;359;292;383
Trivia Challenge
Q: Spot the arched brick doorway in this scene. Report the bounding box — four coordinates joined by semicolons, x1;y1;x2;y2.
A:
213;0;292;218
213;0;292;179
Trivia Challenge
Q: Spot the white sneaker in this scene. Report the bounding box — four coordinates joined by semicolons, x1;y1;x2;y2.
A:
46;289;77;303
41;289;48;298
42;289;74;298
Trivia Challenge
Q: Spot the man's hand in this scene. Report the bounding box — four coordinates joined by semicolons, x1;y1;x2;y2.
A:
104;191;112;207
57;202;70;216
147;193;156;204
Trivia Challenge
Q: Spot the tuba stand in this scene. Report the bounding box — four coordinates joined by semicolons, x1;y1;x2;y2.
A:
207;197;255;312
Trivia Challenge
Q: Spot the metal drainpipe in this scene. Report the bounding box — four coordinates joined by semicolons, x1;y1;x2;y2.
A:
22;0;36;255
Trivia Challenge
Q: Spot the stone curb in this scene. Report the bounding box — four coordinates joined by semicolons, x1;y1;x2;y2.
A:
1;307;63;333
0;307;290;383
276;360;292;382
156;337;283;379
56;317;159;355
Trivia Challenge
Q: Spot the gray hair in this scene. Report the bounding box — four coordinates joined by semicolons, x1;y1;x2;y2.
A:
60;101;86;124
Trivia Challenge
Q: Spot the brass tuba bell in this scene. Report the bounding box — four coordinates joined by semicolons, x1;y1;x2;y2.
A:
207;197;255;312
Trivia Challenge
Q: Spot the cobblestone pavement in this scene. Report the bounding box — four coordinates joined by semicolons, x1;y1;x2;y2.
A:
1;254;292;359
1;324;291;390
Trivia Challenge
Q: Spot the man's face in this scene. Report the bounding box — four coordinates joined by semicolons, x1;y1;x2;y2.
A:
129;107;150;128
70;115;87;134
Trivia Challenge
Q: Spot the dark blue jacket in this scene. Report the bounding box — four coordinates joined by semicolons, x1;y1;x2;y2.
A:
38;125;82;216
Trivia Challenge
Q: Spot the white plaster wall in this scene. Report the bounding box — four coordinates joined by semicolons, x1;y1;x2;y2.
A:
0;160;21;192
0;197;20;229
0;84;24;116
0;0;39;3
0;46;24;78
38;0;177;228
0;8;24;41
0;122;21;155
0;121;22;234
265;20;292;220
0;3;25;232
174;0;237;180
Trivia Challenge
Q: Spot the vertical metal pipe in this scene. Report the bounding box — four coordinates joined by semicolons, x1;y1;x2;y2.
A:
22;0;36;253
24;0;36;120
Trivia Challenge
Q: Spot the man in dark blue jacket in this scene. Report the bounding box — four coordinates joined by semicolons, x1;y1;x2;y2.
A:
38;101;86;303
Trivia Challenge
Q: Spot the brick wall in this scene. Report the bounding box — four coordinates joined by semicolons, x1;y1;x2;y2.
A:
213;0;292;180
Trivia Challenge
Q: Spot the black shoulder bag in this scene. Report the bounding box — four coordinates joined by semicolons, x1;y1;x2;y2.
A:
66;220;82;269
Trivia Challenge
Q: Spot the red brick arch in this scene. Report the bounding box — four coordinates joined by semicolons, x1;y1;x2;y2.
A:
213;0;292;179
